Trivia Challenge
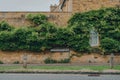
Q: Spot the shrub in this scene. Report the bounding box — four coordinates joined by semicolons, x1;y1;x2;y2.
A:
0;61;4;64
13;61;20;64
44;58;70;64
44;58;57;64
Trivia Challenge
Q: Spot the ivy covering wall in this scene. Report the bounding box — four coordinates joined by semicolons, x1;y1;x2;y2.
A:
0;7;120;54
68;7;120;53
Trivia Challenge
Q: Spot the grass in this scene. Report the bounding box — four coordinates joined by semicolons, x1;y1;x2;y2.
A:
0;65;120;71
0;66;21;71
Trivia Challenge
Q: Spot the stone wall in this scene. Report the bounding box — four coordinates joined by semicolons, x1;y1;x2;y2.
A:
0;12;71;27
69;51;120;64
0;0;120;64
0;50;120;64
71;54;119;64
0;0;119;27
72;0;120;13
0;51;70;64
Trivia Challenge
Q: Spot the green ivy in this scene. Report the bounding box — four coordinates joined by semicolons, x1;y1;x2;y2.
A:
0;7;120;54
0;21;14;31
68;7;120;53
101;38;120;53
26;14;47;26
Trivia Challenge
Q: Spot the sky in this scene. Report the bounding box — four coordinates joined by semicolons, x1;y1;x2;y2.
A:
0;0;59;11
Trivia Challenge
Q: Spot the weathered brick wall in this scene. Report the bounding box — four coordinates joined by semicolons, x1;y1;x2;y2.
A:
72;0;120;13
0;12;71;27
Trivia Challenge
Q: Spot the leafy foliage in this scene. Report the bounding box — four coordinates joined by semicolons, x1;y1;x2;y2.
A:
0;31;17;51
13;28;43;51
13;61;20;64
101;38;120;53
46;28;74;48
0;21;14;31
0;61;4;64
0;7;120;54
44;58;70;64
68;7;120;53
26;14;47;26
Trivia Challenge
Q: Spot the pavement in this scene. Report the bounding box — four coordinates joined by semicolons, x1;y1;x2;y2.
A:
0;74;120;80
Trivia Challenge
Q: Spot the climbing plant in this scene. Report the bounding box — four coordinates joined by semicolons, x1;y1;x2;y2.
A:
26;14;47;26
0;21;14;31
0;7;120;54
68;7;120;53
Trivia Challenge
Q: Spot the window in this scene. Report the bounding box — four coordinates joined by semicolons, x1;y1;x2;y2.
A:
90;28;99;47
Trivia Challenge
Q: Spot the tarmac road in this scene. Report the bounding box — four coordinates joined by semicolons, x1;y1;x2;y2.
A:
0;74;120;80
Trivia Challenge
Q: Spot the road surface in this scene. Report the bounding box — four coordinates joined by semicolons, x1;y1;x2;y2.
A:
0;74;120;80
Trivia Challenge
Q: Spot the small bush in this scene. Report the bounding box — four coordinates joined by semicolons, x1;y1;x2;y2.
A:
13;61;20;64
0;61;4;64
44;58;57;64
44;58;70;64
